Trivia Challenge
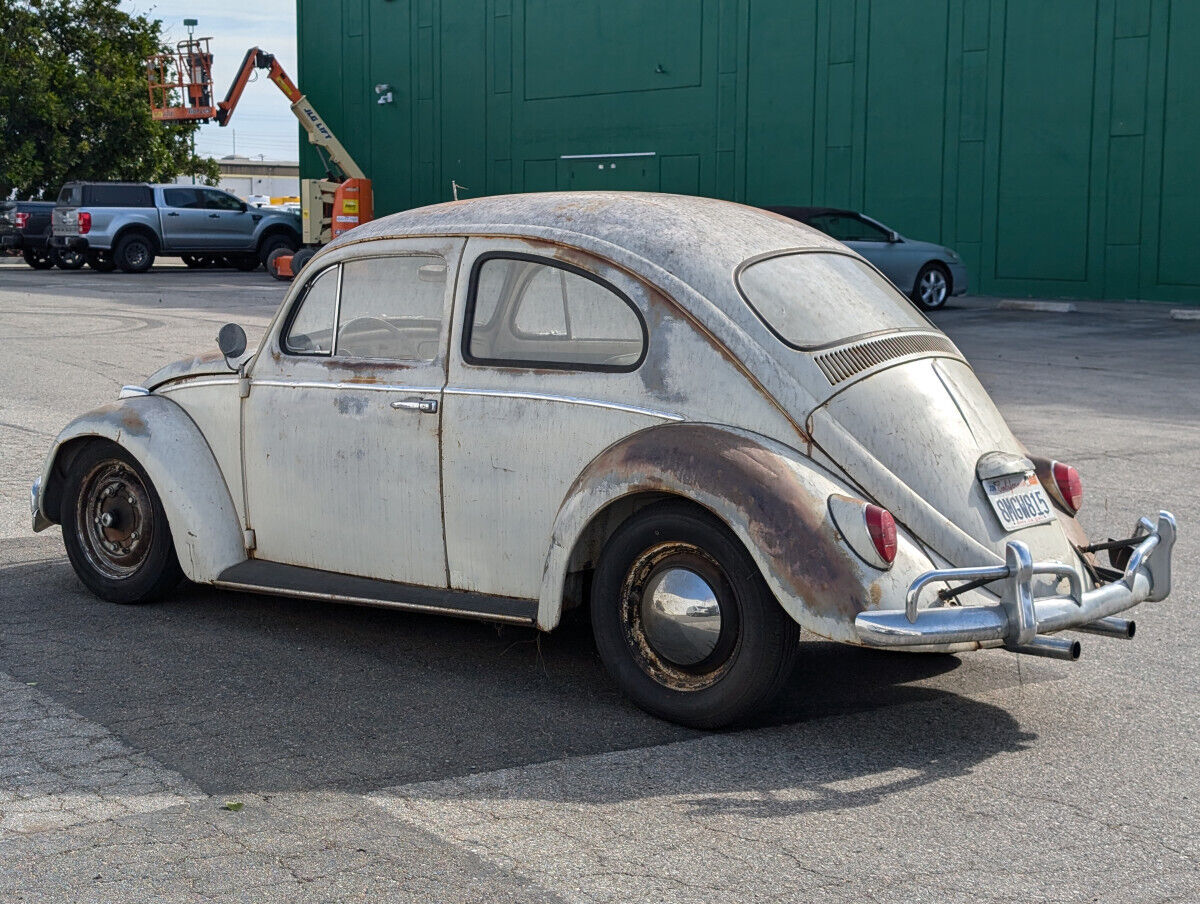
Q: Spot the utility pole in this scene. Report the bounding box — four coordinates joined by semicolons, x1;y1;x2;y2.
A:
184;17;198;184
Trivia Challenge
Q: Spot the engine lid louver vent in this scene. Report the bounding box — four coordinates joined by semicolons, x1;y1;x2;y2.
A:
814;332;962;386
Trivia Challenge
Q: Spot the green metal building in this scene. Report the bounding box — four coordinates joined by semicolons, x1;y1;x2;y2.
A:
297;0;1197;302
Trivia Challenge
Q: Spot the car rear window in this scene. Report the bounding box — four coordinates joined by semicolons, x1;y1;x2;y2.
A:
83;184;154;207
57;185;81;205
735;251;930;349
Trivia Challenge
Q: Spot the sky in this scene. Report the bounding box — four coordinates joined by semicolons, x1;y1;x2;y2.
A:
122;0;299;161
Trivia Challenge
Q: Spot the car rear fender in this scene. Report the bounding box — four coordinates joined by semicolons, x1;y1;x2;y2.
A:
539;422;934;641
36;395;246;583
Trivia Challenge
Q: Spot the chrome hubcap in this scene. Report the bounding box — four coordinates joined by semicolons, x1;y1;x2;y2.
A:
640;567;723;666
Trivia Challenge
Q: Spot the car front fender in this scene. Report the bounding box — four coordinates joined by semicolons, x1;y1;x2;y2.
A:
35;395;246;583
539;422;935;642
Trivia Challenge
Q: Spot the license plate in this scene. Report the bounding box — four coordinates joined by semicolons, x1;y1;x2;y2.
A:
982;471;1054;531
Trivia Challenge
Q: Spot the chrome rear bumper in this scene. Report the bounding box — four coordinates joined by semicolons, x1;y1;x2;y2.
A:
855;511;1176;657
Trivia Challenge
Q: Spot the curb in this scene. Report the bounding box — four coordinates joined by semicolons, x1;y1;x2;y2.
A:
995;300;1078;314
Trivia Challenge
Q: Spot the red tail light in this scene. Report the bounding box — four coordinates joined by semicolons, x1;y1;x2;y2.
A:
1052;461;1083;514
865;504;897;565
15;211;28;229
78;211;91;234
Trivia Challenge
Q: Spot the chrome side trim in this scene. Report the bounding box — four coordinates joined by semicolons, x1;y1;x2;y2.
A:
444;387;682;421
155;378;240;392
250;379;445;394
559;151;656;159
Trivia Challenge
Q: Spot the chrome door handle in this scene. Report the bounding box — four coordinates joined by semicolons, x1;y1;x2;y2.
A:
391;398;438;414
166;211;180;216
208;213;220;218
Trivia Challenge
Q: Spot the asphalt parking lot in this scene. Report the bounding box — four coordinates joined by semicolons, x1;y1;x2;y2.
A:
0;258;1197;903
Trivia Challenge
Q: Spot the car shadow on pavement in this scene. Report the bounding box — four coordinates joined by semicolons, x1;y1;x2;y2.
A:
0;542;1038;809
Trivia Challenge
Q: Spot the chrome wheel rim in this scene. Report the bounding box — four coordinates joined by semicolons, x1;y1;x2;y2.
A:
919;269;948;307
75;460;154;580
620;542;740;691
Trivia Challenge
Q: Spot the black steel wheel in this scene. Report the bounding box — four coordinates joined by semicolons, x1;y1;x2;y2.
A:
114;233;156;273
56;248;85;270
911;262;951;310
86;250;117;272
23;246;56;270
591;501;800;728
61;442;183;604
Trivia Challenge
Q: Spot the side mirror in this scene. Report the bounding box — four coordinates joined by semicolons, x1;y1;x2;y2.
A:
888;230;901;243
217;323;247;360
239;202;249;213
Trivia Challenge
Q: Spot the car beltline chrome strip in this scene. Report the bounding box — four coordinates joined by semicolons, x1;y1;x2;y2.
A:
443;387;683;421
155;378;241;391
211;580;535;625
250;379;446;393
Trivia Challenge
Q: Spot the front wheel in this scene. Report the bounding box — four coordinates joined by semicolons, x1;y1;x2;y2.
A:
590;502;800;729
911;263;951;310
61;441;183;604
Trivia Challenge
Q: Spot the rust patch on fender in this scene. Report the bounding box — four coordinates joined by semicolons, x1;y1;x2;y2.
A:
119;407;148;435
586;424;869;620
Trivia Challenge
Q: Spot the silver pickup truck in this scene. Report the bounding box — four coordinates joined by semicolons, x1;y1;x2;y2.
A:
50;182;301;273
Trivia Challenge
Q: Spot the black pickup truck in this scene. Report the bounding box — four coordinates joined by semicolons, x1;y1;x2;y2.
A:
0;200;84;270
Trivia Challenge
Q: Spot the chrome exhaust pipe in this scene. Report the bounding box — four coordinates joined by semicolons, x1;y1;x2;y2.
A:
1008;636;1081;660
1074;616;1136;640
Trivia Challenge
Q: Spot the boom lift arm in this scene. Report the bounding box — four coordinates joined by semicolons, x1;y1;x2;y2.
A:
214;48;365;183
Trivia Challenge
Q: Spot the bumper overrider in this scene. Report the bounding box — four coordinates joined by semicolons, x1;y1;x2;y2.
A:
855;511;1176;659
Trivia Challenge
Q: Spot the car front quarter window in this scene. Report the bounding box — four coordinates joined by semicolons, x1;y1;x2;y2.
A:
284;266;340;355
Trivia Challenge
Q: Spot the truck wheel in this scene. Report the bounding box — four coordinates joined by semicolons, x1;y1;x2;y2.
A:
23;246;56;270
590;501;800;729
258;233;298;266
61;441;184;604
87;250;117;272
229;254;261;271
290;247;316;274
114;233;156;273
56;249;85;270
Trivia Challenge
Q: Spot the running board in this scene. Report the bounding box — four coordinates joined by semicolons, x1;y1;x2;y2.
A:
214;559;538;626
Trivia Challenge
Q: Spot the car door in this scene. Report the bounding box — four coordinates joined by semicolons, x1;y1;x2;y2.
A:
198;188;257;250
242;237;464;586
442;238;670;600
160;187;215;248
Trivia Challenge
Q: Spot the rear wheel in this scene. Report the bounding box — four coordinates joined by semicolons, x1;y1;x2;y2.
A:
23;246;56;269
290;247;316;275
590;502;800;729
56;248;85;270
60;442;183;604
911;263;951;310
114;233;156;273
86;250;117;272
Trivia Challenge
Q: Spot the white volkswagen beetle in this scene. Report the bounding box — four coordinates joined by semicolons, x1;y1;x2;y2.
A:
32;194;1176;728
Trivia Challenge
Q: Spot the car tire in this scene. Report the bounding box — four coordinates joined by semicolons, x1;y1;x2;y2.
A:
113;233;156;273
590;501;800;729
23;246;56;269
912;262;951;310
258;232;298;266
56;248;85;270
60;441;184;605
230;254;261;271
86;250;117;272
290;247;316;275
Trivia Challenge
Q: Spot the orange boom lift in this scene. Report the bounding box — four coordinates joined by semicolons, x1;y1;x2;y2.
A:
147;40;373;278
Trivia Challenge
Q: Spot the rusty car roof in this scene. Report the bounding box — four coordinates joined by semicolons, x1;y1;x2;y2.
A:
328;192;845;297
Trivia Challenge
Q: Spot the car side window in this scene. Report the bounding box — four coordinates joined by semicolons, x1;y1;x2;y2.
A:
284;266;340;355
199;189;244;211
163;188;202;209
335;255;447;361
465;255;646;371
810;214;889;243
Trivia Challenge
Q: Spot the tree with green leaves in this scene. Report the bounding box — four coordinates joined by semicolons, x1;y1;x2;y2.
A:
0;0;219;199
